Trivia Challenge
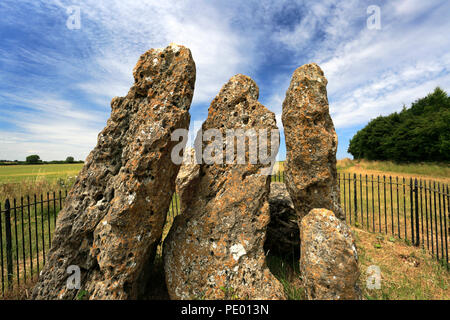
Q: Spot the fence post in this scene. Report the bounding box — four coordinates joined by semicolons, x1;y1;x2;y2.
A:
410;178;414;244
414;179;420;247
353;173;357;224
4;199;13;289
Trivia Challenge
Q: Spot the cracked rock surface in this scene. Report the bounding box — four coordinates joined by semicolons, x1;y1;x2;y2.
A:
300;208;361;300
282;63;344;222
31;44;196;300
163;74;285;300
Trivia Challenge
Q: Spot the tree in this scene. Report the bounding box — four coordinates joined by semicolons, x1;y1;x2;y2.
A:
26;155;41;164
348;87;450;162
66;156;75;163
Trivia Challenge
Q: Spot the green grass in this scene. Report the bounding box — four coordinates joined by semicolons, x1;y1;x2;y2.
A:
266;255;305;300
1;160;449;299
0;164;83;184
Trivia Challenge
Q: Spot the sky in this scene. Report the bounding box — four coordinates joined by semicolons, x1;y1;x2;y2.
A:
0;0;449;161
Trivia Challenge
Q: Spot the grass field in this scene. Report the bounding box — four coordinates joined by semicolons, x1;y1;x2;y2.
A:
0;164;81;203
0;160;448;299
4;224;448;300
337;158;450;182
0;164;83;184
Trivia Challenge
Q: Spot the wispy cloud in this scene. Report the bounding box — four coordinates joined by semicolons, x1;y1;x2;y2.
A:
0;0;449;160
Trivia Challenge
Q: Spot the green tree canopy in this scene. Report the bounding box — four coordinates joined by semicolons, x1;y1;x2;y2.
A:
66;156;75;163
26;154;41;164
348;87;450;162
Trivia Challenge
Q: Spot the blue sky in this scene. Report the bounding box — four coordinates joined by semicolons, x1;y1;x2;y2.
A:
1;0;449;161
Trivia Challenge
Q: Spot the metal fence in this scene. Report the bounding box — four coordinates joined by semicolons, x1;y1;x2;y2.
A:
272;172;449;269
0;191;67;296
1;171;449;297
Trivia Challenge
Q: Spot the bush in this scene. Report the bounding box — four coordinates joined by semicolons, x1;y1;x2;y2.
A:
348;87;450;162
26;154;41;164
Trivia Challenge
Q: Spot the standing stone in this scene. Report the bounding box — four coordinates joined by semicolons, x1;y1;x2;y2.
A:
300;208;361;300
264;182;300;261
31;44;196;300
163;74;285;300
175;148;200;213
281;63;344;221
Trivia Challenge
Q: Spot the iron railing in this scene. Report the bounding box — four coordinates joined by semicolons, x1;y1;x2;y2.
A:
0;172;448;297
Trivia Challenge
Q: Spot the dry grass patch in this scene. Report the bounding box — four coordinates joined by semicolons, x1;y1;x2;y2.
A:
353;227;449;300
337;159;450;183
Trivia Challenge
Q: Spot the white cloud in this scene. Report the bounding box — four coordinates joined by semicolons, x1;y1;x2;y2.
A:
50;0;252;107
1;0;449;161
267;1;450;130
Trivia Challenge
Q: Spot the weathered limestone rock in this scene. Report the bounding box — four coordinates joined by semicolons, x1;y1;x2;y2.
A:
163;74;285;300
300;208;361;300
281;63;344;221
31;44;196;300
264;182;299;260
175;148;200;213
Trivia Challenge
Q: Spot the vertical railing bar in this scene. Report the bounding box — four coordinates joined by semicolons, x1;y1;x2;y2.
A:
59;190;62;221
428;181;434;255
34;194;40;276
53;191;57;229
403;177;407;240
366;174;369;229
390;176;394;235
414;179;419;247
41;194;46;265
378;176;381;233
13;199;19;286
419;180;424;248
343;173;346;222
424;181;429;251
4;199;13;290
438;183;444;263
396;177;400;238
383;175;387;234
0;202;4;296
372;175;375;233
47;192;51;250
20;197;26;283
348;174;352;225
433;181;439;261
27;196;33;281
360;174;363;227
410;178;414;244
443;185;449;269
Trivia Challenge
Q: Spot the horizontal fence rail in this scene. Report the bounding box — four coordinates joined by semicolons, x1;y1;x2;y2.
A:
1;172;449;297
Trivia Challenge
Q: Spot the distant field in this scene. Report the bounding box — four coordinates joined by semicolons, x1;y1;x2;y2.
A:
0;164;83;201
0;164;83;184
337;159;450;183
0;160;448;201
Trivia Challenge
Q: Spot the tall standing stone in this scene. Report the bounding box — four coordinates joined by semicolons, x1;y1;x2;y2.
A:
300;209;361;300
163;74;285;300
31;44;196;300
281;63;344;222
